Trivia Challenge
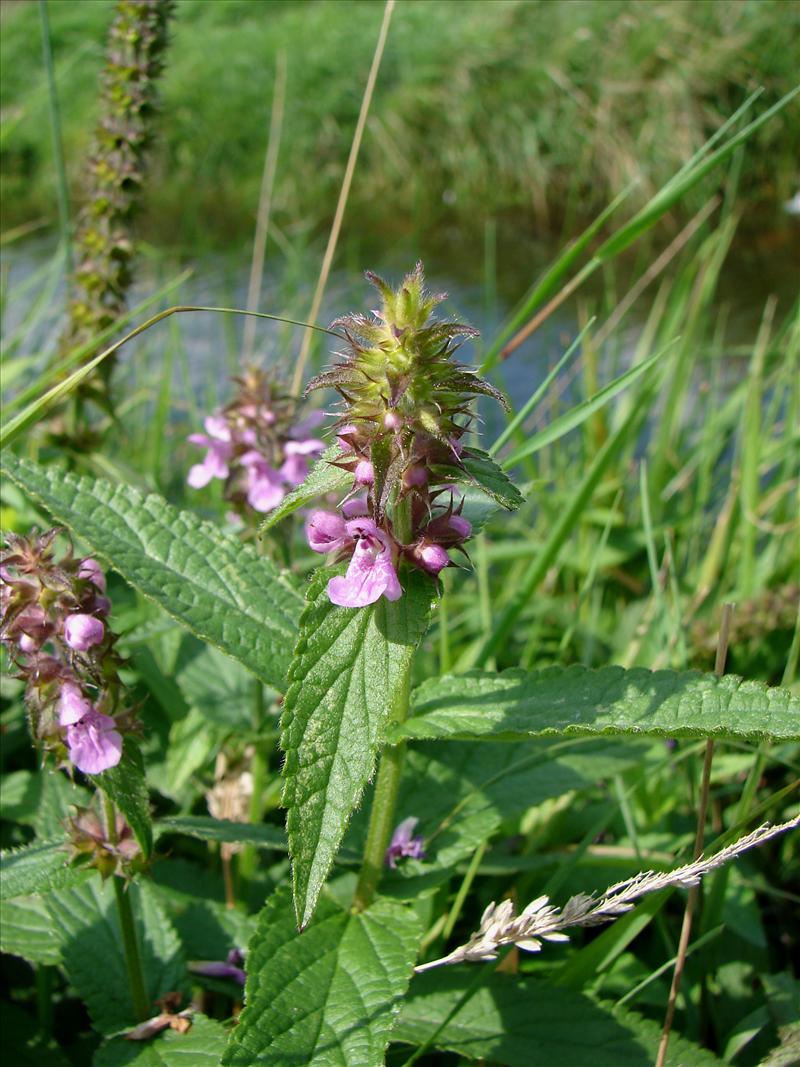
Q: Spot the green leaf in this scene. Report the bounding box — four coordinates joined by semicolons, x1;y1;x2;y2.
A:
93;1015;228;1067
0;453;304;690
0;768;91;837
221;886;422;1066
260;443;350;533
155;815;287;851
0;895;63;964
0;840;92;901
395;666;800;744
164;709;229;800
92;742;153;858
393;970;720;1065
44;879;187;1035
433;448;522;510
609;1004;724;1065
282;567;434;928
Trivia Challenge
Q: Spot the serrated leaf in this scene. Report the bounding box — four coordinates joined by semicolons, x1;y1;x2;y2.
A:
392;970;720;1065
439;448;522;510
0;453;303;690
282;566;434;928
92;742;153;858
609;1004;724;1065
394;665;800;743
0;769;91;837
0;895;63;964
221;886;422;1066
155;815;287;851
0;840;92;900
260;443;350;532
93;1014;227;1067
45;879;187;1035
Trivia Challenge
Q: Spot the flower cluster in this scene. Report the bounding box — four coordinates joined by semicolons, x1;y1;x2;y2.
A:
187;368;324;515
305;264;504;607
1;529;136;775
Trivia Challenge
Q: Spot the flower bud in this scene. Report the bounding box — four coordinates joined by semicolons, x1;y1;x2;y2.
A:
336;425;359;452
426;513;472;544
413;541;450;575
64;614;105;651
403;464;428;488
355;460;375;485
383;411;402;431
341;496;369;519
58;680;93;726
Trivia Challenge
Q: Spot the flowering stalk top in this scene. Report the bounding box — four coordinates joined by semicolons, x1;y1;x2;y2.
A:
304;263;507;606
1;529;138;777
187;367;324;516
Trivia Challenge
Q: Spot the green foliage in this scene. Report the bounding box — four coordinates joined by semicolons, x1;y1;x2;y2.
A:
0;453;303;689
393;970;722;1065
282;566;434;927
222;886;422;1066
0;895;63;965
93;742;153;857
456;449;523;510
396;665;800;744
44;879;186;1035
0;840;91;901
155;815;287;851
93;1015;227;1066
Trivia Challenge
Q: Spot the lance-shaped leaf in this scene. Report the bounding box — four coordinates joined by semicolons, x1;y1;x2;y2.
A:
393;665;800;744
432;448;523;511
260;443;351;533
282;567;434;928
221;886;422;1067
0;452;303;690
0;841;91;901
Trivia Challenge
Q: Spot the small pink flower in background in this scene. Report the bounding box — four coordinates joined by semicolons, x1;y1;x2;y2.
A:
306;511;351;554
385;817;425;868
64;614;105;651
77;558;106;593
240;452;285;512
187;416;234;488
280;438;326;487
58;680;93;725
327;519;402;607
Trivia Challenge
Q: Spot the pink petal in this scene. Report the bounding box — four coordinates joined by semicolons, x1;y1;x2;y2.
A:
66;711;123;774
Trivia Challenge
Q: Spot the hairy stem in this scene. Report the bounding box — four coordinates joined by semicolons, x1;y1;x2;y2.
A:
353;664;411;911
102;793;149;1022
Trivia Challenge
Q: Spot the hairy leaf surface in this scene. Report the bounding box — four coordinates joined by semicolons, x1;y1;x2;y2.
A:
93;1015;227;1066
222;887;422;1066
0;453;303;689
282;567;434;927
395;666;800;743
0;840;91;901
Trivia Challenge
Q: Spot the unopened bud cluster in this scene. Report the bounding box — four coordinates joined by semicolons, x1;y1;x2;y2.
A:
305;264;505;606
66;805;144;881
1;529;136;775
187;368;324;515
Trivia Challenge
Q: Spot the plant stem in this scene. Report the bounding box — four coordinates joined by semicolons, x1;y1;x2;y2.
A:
102;793;150;1022
353;665;411;912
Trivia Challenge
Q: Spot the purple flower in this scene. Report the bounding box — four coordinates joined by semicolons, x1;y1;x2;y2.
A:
240;451;285;512
64;614;105;651
327;519;402;607
414;542;450;575
280;439;325;488
58;683;122;774
77;558;106;593
341;496;369;519
187;415;234;489
385;817;425;868
189;948;246;986
306;511;351;554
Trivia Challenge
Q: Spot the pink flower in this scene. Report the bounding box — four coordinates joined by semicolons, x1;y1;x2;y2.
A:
279;439;325;487
58;681;122;774
341;496;369;519
385;817;425;868
240;451;285;512
306;511;351;554
327;519;402;607
403;464;428;488
383;411;403;431
187;416;233;489
189;949;246;986
64;614;105;651
65;710;123;774
77;558;106;593
336;425;359;452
